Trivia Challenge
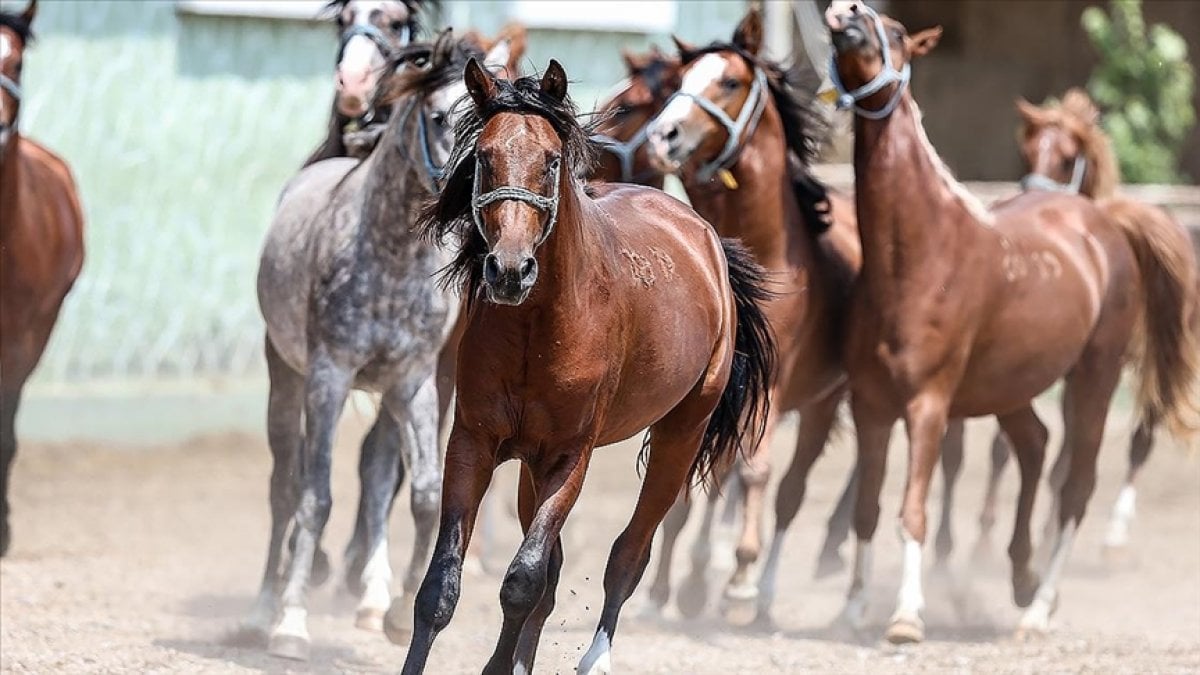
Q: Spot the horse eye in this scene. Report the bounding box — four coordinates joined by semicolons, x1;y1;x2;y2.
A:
431;111;447;127
391;20;407;33
720;77;740;92
336;14;347;27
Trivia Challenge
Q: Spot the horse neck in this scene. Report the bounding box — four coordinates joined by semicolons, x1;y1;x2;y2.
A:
356;104;428;254
685;103;793;267
523;178;598;313
853;94;991;296
0;134;23;238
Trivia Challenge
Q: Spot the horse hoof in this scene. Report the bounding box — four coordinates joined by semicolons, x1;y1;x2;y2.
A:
676;574;708;619
720;594;757;627
310;549;332;588
355;607;386;632
885;617;924;645
268;634;310;661
814;550;845;580
1012;572;1040;609
383;603;413;645
749;610;777;633
224;622;271;649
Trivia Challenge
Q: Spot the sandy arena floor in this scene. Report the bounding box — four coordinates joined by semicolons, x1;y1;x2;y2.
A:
2;403;1198;673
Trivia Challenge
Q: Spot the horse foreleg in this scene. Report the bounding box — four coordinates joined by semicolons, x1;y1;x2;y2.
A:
237;338;304;646
382;375;442;646
885;394;949;645
933;419;964;567
995;406;1048;609
346;412;403;632
579;416;703;675
1103;418;1154;554
268;352;352;661
839;404;893;630
756;392;839;625
721;408;779;620
484;443;592;675
402;427;496;675
816;460;858;579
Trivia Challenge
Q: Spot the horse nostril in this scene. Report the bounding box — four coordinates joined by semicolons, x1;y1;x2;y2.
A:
483;254;501;285
665;125;680;142
519;257;537;283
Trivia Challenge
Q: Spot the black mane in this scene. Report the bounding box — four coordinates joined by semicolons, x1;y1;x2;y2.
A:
420;72;602;297
0;10;34;45
679;41;834;233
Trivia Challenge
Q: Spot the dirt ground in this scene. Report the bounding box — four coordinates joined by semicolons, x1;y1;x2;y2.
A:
2;402;1199;674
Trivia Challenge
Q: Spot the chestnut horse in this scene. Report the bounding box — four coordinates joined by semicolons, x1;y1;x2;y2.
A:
1;0;85;557
959;90;1200;560
403;60;775;674
827;1;1199;642
591;45;680;188
644;9;861;623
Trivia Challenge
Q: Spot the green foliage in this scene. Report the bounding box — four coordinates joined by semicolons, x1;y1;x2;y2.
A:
1082;0;1195;183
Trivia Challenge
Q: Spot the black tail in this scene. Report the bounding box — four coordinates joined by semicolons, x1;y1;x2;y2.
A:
690;239;778;486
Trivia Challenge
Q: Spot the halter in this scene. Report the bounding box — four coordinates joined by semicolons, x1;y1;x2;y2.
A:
394;96;446;191
337;22;401;63
828;4;911;120
0;73;21;102
472;157;562;246
662;66;769;182
1020;155;1087;194
592;124;651;183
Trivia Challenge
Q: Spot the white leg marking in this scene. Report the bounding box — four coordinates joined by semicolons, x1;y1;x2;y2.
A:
890;526;925;626
577;629;612;675
1019;520;1078;634
272;606;310;641
1103;484;1136;548
513;661;528;675
841;540;872;628
357;539;393;613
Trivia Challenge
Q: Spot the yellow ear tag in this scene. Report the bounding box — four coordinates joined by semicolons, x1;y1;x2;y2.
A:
717;168;739;190
818;88;840;105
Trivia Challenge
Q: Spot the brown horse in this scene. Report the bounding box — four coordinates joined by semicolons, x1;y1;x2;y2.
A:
591;45;680;187
402;59;775;675
826;1;1199;642
643;9;861;623
0;0;85;557
958;89;1200;561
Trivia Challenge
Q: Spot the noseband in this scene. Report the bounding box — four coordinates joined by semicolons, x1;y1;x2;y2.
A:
662;66;769;182
829;4;910;120
592;124;651;184
337;22;401;63
1020;155;1087;194
472;158;562;246
0;73;21;138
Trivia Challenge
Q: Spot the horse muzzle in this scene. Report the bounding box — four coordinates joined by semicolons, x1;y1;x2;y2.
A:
482;252;538;306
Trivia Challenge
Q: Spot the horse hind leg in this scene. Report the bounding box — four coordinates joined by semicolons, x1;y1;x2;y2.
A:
756;392;839;626
1103;419;1154;557
994;405;1048;609
579;410;708;675
933;419;965;567
721;412;778;623
1;381;25;558
235;337;304;647
972;430;1011;563
675;472;721;618
1018;349;1124;638
381;374;442;647
816;460;858;579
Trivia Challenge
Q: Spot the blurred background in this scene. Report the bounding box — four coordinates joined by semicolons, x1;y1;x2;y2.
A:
4;0;1197;443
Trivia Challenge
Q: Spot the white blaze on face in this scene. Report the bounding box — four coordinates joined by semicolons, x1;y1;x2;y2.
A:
0;33;12;61
653;53;728;129
337;0;395;113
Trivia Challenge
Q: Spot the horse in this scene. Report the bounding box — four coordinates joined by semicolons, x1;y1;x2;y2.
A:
826;0;1199;642
239;32;512;661
0;0;86;558
957;89;1200;561
401;59;776;675
590;45;680;188
642;9;861;624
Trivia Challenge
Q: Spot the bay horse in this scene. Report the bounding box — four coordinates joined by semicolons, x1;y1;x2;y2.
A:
643;9;861;623
242;32;507;660
590;45;680;187
402;59;775;675
826;1;1199;642
0;0;85;557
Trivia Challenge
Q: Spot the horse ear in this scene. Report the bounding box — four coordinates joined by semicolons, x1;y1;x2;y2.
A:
484;38;512;76
22;0;37;24
1015;97;1042;128
732;9;763;55
464;57;499;110
432;28;455;64
620;48;641;75
541;59;568;102
671;34;697;59
499;22;528;76
906;26;942;58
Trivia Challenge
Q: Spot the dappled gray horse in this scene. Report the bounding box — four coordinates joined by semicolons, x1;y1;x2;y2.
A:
239;33;509;661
